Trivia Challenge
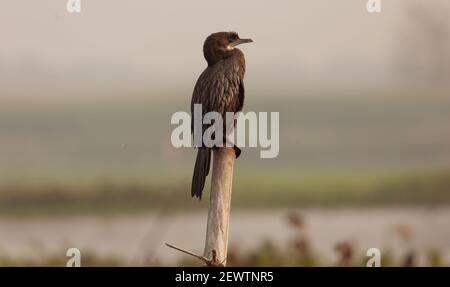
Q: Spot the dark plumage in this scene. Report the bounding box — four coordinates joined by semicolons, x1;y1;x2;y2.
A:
191;31;252;199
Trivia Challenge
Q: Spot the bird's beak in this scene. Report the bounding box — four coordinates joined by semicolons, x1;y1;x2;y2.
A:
230;38;253;47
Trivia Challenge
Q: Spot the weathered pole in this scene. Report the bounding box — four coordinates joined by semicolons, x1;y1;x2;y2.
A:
165;147;236;266
203;147;235;266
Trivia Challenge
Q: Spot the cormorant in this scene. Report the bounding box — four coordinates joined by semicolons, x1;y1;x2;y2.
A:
191;31;252;199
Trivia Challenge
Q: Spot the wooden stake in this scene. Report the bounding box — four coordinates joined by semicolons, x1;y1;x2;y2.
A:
166;147;235;267
203;147;235;266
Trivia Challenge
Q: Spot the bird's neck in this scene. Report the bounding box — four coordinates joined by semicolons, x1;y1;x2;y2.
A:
206;49;245;67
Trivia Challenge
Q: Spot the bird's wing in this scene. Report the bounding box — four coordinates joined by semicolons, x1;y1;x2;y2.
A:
237;79;245;112
191;68;213;133
191;61;244;134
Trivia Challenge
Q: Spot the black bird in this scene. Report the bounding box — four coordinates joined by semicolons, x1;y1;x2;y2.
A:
191;31;252;199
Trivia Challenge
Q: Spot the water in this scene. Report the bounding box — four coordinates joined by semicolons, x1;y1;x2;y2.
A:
0;207;449;266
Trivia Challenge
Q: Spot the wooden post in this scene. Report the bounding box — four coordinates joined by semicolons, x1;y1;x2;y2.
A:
203;147;235;266
165;147;236;266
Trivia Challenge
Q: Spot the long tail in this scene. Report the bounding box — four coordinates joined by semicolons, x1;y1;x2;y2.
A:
191;147;211;199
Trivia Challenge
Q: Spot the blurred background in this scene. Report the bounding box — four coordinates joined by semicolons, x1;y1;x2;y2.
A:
0;0;449;266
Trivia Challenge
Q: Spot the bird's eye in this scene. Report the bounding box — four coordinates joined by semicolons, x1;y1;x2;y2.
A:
228;33;237;41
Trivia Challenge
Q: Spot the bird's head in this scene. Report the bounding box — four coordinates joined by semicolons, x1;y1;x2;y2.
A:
203;32;253;66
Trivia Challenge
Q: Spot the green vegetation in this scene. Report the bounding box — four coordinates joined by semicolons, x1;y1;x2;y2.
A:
0;169;449;216
1;93;450;216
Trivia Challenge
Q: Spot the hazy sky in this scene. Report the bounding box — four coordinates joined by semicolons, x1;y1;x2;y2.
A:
2;0;449;97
